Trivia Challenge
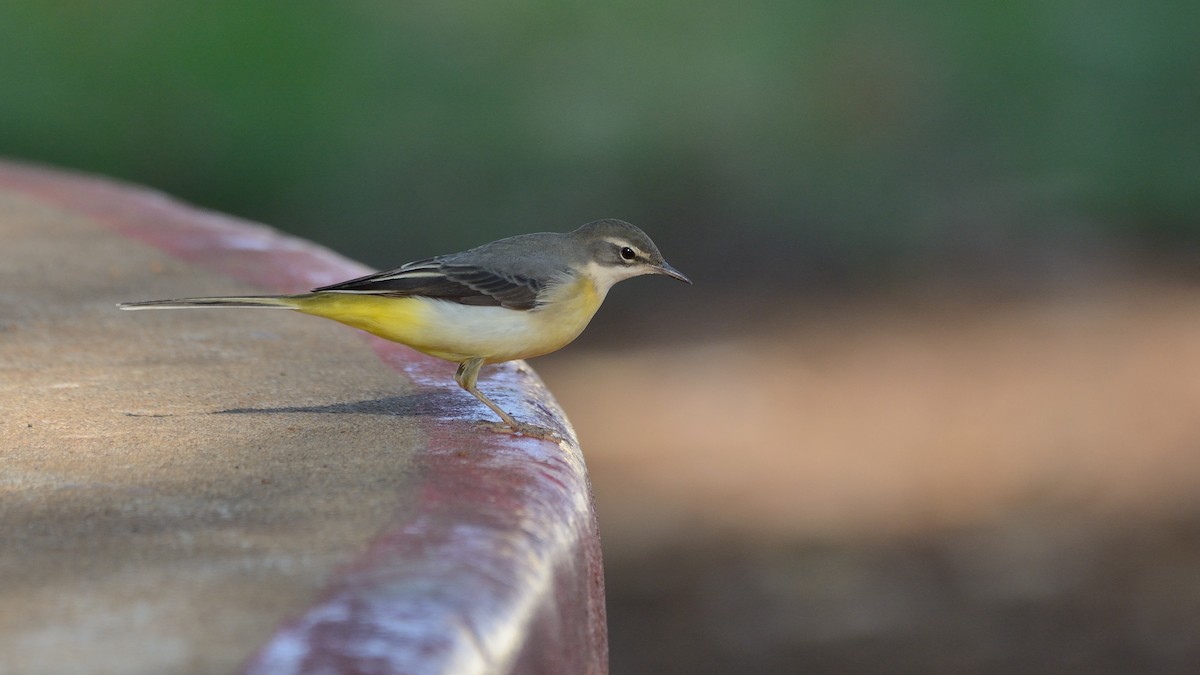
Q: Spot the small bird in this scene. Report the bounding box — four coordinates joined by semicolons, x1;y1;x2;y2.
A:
119;219;690;432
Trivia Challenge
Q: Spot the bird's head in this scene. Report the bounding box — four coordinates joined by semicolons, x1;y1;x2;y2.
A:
572;219;691;292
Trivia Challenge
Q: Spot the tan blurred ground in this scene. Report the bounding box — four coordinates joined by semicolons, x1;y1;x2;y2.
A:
537;280;1200;673
545;282;1200;544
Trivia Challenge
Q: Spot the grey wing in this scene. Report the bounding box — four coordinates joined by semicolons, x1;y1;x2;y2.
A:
312;256;545;310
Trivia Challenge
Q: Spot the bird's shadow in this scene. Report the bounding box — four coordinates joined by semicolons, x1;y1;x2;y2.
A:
215;392;469;419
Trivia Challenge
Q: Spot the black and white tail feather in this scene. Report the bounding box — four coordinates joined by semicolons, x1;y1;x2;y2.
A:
118;296;296;310
119;252;553;313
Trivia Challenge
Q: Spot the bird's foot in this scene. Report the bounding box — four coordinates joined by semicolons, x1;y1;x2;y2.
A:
474;420;563;440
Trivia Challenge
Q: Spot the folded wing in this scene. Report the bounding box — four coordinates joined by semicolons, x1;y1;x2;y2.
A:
313;257;544;310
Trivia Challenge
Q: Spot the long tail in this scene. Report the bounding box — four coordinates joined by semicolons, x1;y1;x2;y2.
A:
118;295;302;310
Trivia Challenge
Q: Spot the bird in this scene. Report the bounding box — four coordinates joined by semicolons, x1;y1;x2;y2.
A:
119;218;691;433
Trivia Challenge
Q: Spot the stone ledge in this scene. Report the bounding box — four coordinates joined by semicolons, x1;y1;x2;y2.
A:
0;159;607;675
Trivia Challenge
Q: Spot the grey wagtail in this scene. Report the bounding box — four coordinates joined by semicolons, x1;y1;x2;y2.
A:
119;218;690;432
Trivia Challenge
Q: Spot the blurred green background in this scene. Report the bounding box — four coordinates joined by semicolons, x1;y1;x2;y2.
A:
5;3;1200;673
3;2;1197;293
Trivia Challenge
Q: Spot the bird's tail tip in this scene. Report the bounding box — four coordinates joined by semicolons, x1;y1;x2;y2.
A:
117;296;297;310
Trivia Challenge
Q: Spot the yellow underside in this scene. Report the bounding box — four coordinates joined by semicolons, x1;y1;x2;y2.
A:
291;276;603;364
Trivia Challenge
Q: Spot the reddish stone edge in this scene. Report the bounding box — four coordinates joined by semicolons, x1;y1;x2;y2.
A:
0;160;608;675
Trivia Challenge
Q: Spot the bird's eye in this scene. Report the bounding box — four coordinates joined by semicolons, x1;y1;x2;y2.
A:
620;246;636;261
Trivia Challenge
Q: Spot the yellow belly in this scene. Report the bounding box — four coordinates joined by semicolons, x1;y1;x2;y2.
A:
294;277;603;364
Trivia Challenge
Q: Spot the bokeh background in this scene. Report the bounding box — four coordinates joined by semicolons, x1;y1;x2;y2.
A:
4;3;1200;672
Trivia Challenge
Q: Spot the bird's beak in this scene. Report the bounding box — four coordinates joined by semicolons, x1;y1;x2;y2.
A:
655;261;692;284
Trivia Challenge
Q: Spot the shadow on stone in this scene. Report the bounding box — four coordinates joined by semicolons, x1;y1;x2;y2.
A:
216;393;466;419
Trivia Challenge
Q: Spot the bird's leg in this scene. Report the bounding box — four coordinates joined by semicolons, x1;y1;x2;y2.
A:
454;359;562;439
455;358;519;429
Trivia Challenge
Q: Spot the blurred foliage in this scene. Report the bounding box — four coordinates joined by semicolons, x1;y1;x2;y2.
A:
1;1;1197;285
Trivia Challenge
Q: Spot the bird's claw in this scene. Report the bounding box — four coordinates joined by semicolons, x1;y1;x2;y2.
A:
474;420;562;440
